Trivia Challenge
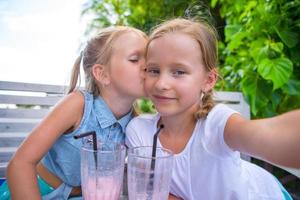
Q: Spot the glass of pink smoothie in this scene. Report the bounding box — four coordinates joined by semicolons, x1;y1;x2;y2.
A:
81;142;126;200
127;146;174;200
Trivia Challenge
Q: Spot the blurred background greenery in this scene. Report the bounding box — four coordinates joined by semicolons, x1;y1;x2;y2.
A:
82;0;300;118
81;0;300;196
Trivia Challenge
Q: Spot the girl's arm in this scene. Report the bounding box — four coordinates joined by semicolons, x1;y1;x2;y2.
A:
6;91;84;200
224;109;300;168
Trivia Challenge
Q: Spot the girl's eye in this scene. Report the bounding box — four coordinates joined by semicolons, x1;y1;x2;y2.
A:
173;70;186;76
129;56;139;63
129;59;138;63
145;68;160;75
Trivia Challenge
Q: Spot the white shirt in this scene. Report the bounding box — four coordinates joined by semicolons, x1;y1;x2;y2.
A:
126;104;284;200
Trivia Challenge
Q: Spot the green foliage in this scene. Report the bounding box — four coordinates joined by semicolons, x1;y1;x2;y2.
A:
82;0;130;33
82;0;214;33
82;0;193;33
82;0;300;118
126;0;193;33
213;0;300;118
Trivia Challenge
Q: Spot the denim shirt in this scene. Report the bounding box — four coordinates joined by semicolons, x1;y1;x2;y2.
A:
41;91;133;199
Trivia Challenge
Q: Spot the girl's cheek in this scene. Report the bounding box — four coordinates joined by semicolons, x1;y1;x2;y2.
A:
143;81;151;94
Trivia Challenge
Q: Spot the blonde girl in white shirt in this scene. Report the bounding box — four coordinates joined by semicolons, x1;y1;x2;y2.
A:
126;18;300;200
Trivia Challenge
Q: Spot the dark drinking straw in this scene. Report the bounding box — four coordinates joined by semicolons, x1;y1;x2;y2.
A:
147;124;164;197
74;131;98;169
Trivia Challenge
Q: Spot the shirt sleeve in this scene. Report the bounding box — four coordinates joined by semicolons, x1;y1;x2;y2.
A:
202;104;239;157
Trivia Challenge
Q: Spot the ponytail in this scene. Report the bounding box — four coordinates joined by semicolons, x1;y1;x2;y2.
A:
67;52;82;94
195;90;215;119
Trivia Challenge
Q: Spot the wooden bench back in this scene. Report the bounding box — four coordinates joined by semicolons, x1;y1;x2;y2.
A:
0;81;66;178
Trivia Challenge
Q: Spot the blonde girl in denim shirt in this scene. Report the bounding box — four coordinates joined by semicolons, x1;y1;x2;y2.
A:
2;26;147;199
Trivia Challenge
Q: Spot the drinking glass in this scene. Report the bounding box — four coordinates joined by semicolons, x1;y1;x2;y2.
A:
81;142;126;200
127;146;174;200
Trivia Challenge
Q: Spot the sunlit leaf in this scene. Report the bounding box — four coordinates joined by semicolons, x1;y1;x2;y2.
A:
224;25;241;42
258;58;293;90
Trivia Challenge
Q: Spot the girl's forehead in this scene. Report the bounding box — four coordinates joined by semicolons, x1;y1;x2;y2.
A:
116;31;146;43
146;33;204;67
147;33;201;56
113;32;147;50
149;33;198;49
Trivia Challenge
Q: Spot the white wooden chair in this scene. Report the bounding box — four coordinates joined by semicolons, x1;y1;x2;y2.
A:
0;81;66;179
0;81;299;182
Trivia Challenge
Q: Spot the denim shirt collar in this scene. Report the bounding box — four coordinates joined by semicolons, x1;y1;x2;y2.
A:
94;96;133;132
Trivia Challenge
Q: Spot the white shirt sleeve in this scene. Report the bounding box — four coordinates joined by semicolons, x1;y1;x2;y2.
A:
202;104;239;157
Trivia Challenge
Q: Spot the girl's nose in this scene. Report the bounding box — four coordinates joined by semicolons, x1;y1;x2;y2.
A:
155;74;170;91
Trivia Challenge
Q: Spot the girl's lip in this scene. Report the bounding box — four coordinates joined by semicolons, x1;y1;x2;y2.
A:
152;95;175;100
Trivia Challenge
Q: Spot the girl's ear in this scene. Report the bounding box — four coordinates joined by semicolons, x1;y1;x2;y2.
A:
203;68;217;92
92;64;110;85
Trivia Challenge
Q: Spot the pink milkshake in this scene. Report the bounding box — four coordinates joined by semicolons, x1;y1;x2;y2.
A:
83;176;122;200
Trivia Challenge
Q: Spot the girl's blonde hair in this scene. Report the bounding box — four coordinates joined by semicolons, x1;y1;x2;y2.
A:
68;26;147;96
148;18;218;118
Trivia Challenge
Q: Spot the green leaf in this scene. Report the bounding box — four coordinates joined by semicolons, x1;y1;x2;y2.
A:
241;74;269;115
227;31;248;51
264;103;278;118
282;79;300;96
271;91;281;111
269;42;283;53
211;0;218;8
290;44;300;63
275;27;299;48
224;25;241;42
257;58;293;90
250;39;267;63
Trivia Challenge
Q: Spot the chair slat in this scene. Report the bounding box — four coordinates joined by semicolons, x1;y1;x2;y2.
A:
0;133;27;147
0;122;38;132
0;81;66;94
0;94;61;106
0;108;50;119
0;163;8;178
214;91;243;102
0;148;17;172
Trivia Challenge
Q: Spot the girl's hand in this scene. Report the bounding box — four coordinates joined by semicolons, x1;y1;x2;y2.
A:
169;193;183;200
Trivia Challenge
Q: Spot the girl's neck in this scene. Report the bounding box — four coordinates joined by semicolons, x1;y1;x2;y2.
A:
101;93;134;119
159;114;196;136
159;104;198;136
159;114;197;154
158;105;198;154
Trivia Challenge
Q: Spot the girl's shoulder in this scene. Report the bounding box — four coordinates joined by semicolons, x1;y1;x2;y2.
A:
66;90;85;101
199;104;239;157
59;90;86;131
65;90;94;110
130;113;159;124
127;113;159;132
126;113;159;147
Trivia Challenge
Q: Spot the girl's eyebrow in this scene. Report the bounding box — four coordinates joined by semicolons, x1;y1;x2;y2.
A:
146;61;191;67
129;49;145;56
145;62;158;66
